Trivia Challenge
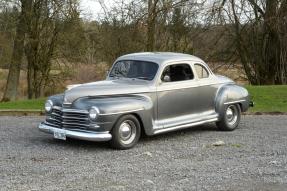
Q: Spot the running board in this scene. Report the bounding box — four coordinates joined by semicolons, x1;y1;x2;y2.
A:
153;118;218;135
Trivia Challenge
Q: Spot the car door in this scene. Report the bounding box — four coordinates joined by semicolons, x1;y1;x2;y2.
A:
192;63;218;113
156;62;199;128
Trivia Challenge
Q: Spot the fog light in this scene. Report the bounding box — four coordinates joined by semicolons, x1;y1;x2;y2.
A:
45;100;53;113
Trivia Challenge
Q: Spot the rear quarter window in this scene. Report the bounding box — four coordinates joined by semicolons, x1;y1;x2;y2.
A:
194;64;209;79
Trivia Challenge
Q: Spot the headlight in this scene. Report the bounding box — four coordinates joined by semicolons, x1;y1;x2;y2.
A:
89;107;99;121
45;100;53;113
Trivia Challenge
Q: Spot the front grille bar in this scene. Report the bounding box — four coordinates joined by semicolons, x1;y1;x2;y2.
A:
62;122;90;127
46;106;90;129
62;109;89;114
62;116;89;120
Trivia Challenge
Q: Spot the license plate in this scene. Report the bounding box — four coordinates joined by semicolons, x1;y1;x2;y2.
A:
54;129;66;140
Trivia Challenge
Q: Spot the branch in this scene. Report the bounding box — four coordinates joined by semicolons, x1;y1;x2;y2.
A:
247;0;265;16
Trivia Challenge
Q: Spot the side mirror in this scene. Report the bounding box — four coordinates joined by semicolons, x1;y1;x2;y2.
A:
162;75;171;82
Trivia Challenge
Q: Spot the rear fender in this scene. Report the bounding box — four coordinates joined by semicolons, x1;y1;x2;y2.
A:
215;84;250;118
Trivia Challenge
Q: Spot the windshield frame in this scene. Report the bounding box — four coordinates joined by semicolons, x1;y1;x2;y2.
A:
108;60;159;81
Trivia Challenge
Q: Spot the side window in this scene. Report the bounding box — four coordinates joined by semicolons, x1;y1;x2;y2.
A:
194;64;209;79
161;64;194;82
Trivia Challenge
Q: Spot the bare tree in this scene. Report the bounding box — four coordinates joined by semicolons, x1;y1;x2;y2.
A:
146;0;159;51
25;0;81;98
2;0;32;101
216;0;287;84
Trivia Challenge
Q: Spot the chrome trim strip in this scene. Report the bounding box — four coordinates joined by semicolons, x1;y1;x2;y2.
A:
153;118;218;135
47;117;62;123
224;100;246;105
52;106;89;114
63;102;72;106
53;106;141;116
53;106;62;111
63;109;89;114
44;121;60;127
98;108;144;116
62;116;89;120
38;123;112;142
51;112;62;117
62;122;90;127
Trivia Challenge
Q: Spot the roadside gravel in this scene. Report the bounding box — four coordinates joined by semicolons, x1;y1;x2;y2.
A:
0;115;287;191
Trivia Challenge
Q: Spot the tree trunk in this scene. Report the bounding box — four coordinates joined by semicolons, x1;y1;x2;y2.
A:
229;0;286;85
2;0;32;101
27;62;34;99
261;0;280;84
230;0;257;85
146;0;158;51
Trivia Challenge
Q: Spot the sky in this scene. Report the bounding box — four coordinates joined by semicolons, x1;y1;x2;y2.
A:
80;0;112;20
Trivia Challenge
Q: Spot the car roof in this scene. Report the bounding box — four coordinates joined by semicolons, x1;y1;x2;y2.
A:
116;52;205;65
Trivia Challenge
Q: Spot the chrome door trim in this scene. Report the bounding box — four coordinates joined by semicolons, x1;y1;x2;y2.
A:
153;117;218;135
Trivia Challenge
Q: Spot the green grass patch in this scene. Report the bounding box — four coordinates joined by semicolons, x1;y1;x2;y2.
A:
0;85;286;112
230;143;243;148
0;98;46;110
246;85;287;112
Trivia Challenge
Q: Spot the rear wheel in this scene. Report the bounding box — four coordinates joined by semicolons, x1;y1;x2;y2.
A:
216;104;241;131
110;115;141;149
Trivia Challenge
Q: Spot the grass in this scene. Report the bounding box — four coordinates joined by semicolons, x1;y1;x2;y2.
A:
246;85;287;113
0;98;46;110
0;85;286;113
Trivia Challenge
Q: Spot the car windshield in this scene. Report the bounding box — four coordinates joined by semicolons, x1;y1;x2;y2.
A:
109;60;159;81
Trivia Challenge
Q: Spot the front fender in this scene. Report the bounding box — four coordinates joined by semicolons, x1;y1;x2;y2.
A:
48;94;64;107
72;94;155;134
215;84;250;118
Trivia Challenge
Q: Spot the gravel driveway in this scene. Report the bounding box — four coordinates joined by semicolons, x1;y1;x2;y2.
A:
0;115;287;191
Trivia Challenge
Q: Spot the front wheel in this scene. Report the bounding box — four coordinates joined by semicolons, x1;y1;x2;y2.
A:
216;104;241;131
110;115;141;149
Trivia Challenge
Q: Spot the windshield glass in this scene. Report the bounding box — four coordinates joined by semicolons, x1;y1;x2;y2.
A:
109;60;159;81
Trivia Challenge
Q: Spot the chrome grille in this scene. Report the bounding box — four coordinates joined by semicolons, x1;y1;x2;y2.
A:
45;107;90;129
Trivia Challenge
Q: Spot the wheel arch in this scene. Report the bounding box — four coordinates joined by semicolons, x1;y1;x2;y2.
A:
130;113;146;136
113;111;151;136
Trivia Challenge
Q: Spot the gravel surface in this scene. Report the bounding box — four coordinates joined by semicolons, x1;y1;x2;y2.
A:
0;115;287;191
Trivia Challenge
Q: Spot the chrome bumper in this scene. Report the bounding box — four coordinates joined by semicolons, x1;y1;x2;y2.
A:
38;122;112;142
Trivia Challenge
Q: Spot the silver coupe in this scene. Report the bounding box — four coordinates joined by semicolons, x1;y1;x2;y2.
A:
39;52;253;149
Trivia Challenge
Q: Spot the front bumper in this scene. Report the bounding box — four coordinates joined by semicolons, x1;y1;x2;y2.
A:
38;122;112;142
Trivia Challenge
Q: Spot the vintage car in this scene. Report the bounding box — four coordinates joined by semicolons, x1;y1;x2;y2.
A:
39;52;253;149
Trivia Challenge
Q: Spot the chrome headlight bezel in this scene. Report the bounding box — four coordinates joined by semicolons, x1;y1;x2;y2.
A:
45;100;53;113
89;107;99;121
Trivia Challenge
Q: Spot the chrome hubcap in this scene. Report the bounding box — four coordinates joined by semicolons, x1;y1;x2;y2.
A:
226;105;238;126
119;120;136;145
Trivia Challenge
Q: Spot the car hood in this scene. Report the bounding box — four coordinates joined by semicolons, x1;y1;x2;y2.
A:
64;79;151;103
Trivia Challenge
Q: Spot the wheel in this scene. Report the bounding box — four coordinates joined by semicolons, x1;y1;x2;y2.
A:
110;115;141;149
216;104;241;131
